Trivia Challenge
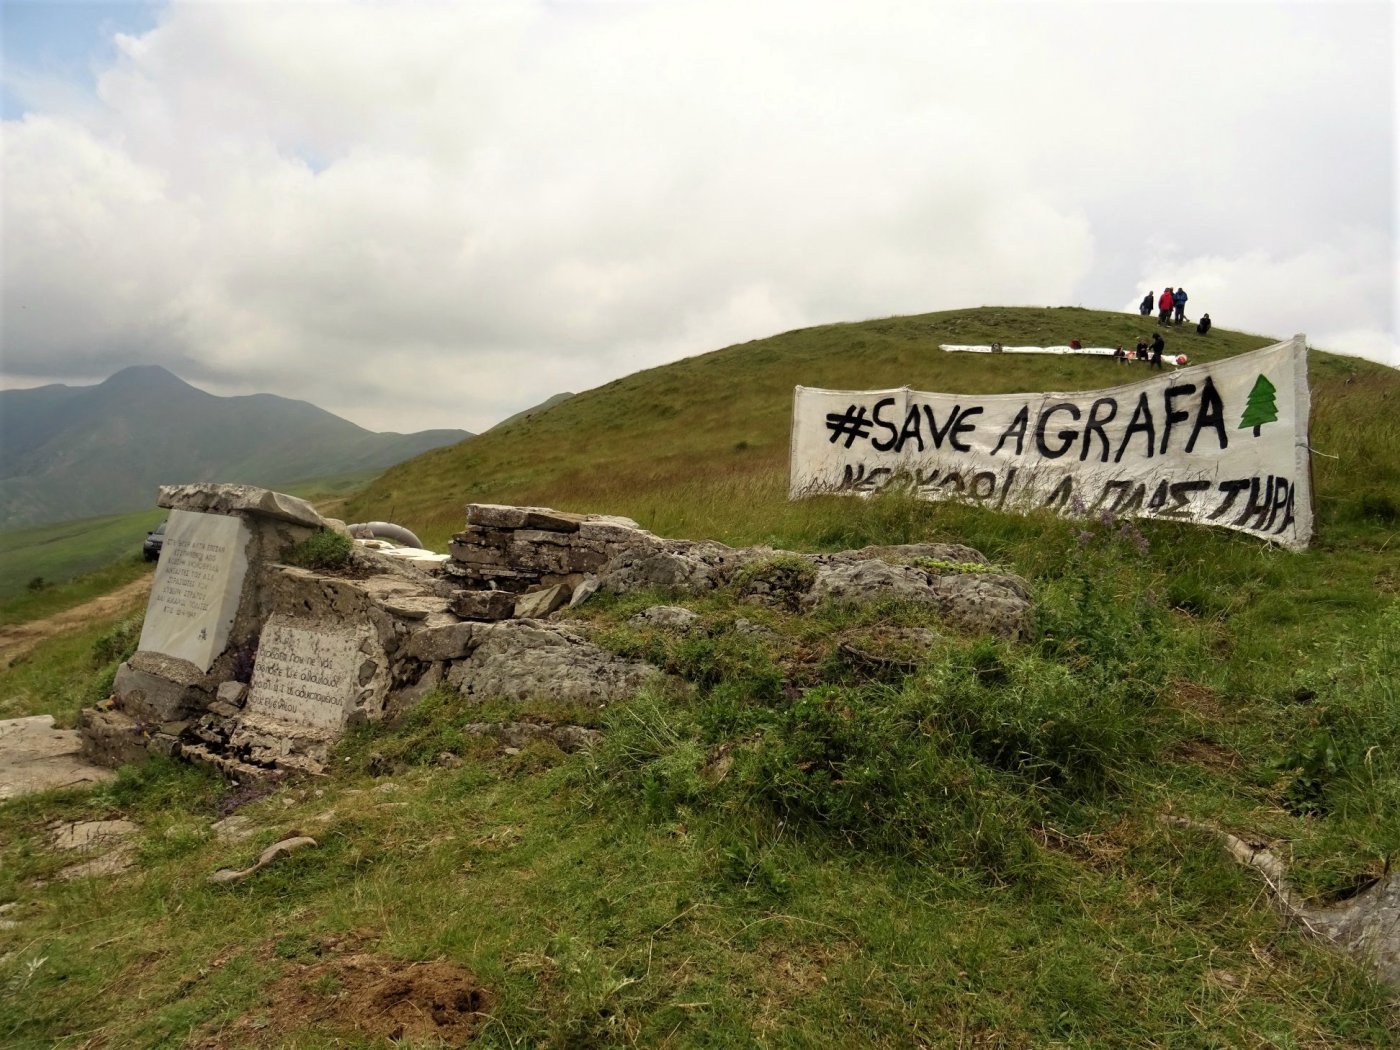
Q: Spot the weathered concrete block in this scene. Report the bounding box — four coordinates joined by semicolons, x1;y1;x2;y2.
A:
77;707;153;769
514;584;570;620
449;590;518;621
0;715;115;799
243;615;388;733
158;483;325;528
113;662;203;722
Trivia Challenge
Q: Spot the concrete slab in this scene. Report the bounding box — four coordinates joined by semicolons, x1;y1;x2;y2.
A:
0;716;114;800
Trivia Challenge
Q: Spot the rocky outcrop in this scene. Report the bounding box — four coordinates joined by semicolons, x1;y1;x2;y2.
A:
803;558;1032;640
446;505;654;594
80;492;1034;782
446;622;663;706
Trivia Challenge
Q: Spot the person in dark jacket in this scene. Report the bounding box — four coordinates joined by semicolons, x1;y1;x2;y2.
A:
1140;292;1153;316
1196;313;1212;335
1173;287;1188;324
1135;337;1149;360
1150;332;1165;369
1158;288;1175;325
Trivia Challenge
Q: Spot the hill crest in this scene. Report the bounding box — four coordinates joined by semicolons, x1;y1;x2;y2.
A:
341;305;1398;551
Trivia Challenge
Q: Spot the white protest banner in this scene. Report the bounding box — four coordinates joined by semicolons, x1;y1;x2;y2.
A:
789;336;1313;548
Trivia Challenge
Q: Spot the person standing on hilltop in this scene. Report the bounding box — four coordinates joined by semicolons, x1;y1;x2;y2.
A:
1150;331;1165;369
1173;287;1188;325
1140;291;1153;316
1196;312;1212;335
1158;287;1175;325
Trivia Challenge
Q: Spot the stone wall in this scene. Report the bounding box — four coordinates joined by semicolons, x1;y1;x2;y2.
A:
81;487;1033;782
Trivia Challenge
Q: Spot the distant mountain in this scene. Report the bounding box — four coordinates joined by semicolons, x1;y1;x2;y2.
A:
0;366;472;529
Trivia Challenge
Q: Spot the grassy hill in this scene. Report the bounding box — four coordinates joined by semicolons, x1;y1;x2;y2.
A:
2;307;1397;1046
343;306;1396;552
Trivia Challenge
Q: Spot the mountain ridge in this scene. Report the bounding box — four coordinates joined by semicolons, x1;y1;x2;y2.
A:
0;366;473;529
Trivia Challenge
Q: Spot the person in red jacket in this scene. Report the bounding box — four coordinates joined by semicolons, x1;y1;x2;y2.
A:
1158;287;1175;325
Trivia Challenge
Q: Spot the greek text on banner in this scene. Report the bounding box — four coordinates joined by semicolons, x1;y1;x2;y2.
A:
788;336;1314;549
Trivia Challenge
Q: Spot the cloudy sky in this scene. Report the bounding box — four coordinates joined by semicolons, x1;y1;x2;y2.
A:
1;1;1395;434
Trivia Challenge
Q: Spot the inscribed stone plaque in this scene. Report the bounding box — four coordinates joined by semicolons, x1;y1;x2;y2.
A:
245;618;363;732
138;509;251;672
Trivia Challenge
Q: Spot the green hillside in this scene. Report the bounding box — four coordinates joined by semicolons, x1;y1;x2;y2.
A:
344;306;1396;552
3;307;1397;1046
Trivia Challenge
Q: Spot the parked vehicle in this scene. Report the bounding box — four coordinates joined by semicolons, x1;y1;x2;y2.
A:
143;520;167;561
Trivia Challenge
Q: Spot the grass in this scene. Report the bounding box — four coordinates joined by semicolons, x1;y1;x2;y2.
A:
1;306;1397;1045
0;611;144;723
0;508;163;604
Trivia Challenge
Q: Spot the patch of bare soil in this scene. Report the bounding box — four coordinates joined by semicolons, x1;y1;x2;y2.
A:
1167;736;1242;774
201;948;492;1047
1165;679;1227;721
0;575;152;668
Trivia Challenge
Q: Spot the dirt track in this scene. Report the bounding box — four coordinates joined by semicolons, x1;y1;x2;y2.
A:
0;576;152;668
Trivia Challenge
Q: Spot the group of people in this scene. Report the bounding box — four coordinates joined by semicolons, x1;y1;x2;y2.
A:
1114;332;1167;368
1139;288;1211;336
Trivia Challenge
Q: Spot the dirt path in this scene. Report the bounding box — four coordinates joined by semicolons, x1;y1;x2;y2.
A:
1;576;152;668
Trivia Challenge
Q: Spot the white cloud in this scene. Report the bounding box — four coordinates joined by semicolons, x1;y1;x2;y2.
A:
1;0;1394;432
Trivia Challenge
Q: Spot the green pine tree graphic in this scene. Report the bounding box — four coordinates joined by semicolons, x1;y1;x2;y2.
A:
1239;374;1278;436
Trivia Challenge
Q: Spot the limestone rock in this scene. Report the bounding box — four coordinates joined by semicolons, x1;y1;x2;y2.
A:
631;605;700;630
514;584;570;620
50;819;140;852
388;662;446;719
450;590;518;621
51;818;140;880
211;814;258;843
128;649;207;686
732;617;781;642
467;504;582;532
382;595;453;620
1304;872;1400;988
569;578;601;608
158;483;325;528
803;559;1032;640
822;543;989;567
447;622;662;706
596;539;766;595
404;623;479;662
461;721;602;753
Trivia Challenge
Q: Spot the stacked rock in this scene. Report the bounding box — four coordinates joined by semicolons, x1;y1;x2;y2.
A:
445;504;657;620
